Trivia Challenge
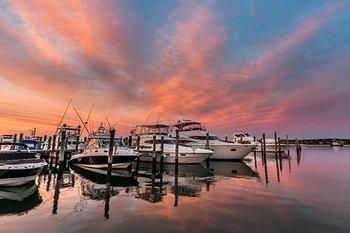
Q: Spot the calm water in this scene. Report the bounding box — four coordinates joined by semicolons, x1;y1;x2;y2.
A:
1;146;349;233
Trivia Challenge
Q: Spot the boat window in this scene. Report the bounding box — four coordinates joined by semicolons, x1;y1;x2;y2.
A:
144;139;175;144
86;139;99;150
189;135;219;140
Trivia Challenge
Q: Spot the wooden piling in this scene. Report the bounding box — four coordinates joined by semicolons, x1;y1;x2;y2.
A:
19;133;23;142
225;135;228;141
274;132;278;154
52;135;57;151
160;135;164;174
278;136;282;171
128;135;132;148
175;129;179;175
205;132;210;150
106;128;116;180
253;136;257;170
13;134;17;143
75;135;80;152
262;134;268;184
136;136;140;175
47;136;52;151
152;134;157;174
58;130;66;165
261;137;265;166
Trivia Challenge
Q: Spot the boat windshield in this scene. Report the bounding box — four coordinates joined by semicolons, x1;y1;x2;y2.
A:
0;143;28;151
189;135;220;140
175;122;204;131
86;138;122;149
134;125;169;135
144;139;175;144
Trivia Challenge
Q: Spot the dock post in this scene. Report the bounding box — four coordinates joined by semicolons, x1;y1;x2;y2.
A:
106;128;115;182
225;135;228;141
253;136;257;171
105;128;115;219
19;133;23;142
12;134;17;149
128;135;132;148
286;134;291;172
160;135;164;174
261;137;265;166
175;129;179;175
174;129;179;207
296;138;301;166
47;136;52;151
262;134;268;184
274;132;278;154
52;135;57;151
274;136;280;182
58;130;66;170
205;132;210;150
136;136;140;175
75;135;80;153
152;134;157;174
278;136;282;171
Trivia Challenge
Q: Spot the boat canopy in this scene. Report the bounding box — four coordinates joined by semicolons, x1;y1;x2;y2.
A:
133;124;169;135
173;120;205;131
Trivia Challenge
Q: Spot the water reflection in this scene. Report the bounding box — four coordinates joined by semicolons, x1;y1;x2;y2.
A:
4;147;350;233
0;181;42;216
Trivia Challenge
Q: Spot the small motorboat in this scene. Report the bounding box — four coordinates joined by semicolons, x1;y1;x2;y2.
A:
0;143;47;186
330;140;344;147
69;125;139;176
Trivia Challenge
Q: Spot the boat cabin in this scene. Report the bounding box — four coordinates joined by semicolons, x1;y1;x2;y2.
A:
172;120;205;132
131;124;169;136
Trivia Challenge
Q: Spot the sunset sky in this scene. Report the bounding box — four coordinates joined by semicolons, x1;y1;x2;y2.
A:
0;0;350;138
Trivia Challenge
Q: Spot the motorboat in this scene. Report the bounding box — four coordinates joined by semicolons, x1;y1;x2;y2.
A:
232;132;289;153
330;140;344;147
169;120;258;160
69;125;138;175
129;124;212;164
0;135;14;150
0;143;47;186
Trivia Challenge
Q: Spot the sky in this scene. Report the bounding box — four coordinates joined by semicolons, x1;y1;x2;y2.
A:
0;0;350;138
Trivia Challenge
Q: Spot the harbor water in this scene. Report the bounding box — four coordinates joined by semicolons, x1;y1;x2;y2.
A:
0;146;349;233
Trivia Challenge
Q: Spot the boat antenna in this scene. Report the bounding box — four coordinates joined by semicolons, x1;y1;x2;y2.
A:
55;98;72;134
144;110;155;125
105;116;112;129
85;103;94;124
73;107;90;134
156;111;164;124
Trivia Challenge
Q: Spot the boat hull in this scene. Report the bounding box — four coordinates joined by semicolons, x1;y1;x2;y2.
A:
208;144;256;160
138;152;208;164
0;161;46;186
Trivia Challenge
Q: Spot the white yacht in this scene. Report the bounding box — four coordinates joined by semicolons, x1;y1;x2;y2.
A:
232;132;289;153
0;135;14;150
0;143;47;186
130;124;212;164
169;120;258;160
69;125;138;175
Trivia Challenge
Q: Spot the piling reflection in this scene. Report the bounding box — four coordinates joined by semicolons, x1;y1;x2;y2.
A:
0;181;42;216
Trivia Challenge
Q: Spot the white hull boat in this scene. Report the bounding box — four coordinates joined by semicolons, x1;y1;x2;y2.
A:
169;120;257;160
0;143;47;186
130;124;212;164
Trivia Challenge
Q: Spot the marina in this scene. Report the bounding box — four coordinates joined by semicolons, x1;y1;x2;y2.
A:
1;1;350;232
0;143;349;233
